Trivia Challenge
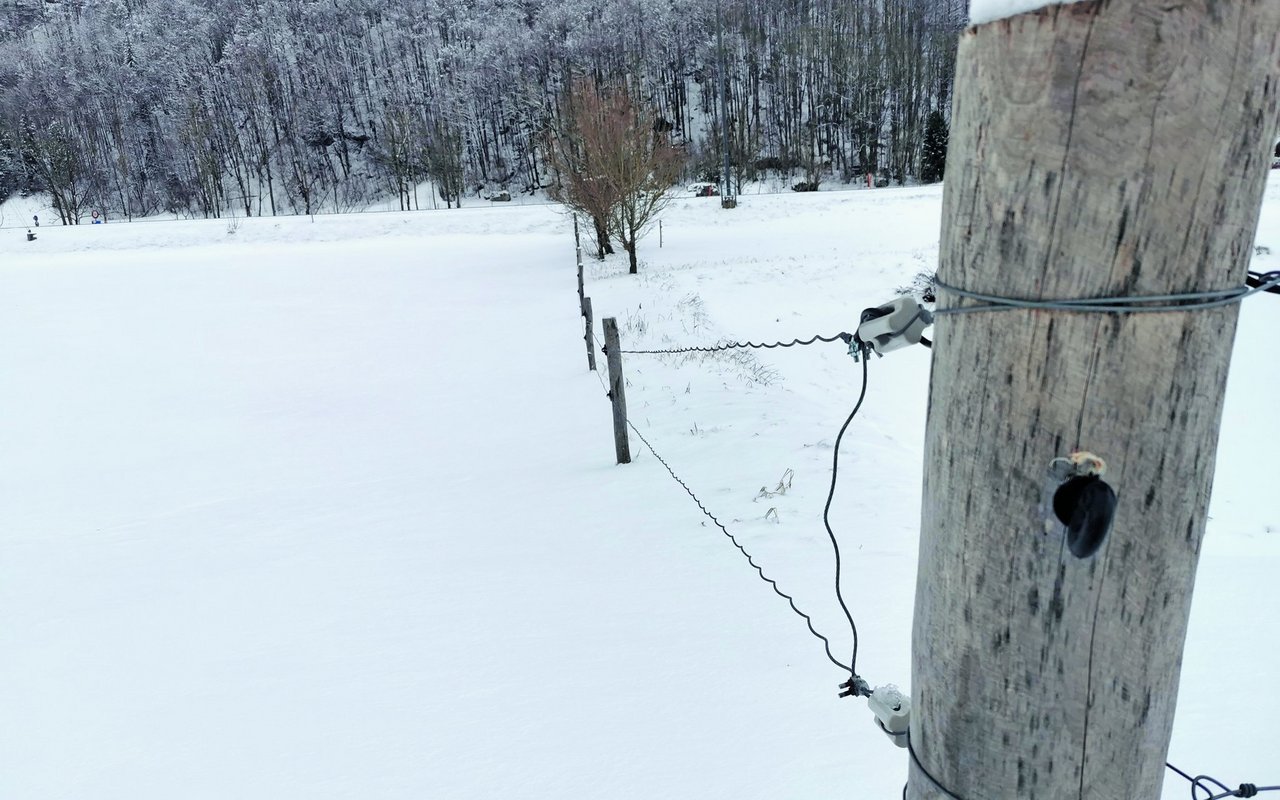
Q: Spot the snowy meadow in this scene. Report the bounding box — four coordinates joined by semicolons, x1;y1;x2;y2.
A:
2;178;1278;799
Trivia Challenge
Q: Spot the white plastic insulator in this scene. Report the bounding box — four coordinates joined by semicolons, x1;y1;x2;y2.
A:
856;296;932;356
868;684;911;749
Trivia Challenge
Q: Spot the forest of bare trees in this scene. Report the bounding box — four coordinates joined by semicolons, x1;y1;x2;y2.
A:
0;0;965;222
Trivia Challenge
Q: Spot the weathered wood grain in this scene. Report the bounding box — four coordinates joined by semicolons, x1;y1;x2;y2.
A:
910;1;1280;798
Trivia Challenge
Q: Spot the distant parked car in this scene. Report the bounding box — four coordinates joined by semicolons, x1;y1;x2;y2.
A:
687;182;718;197
488;190;511;202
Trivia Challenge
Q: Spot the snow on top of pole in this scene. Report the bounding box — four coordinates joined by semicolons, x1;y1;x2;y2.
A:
969;0;1092;25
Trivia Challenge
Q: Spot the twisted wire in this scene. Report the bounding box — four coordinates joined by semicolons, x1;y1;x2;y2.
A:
624;420;853;674
620;332;851;355
933;271;1280;316
1166;761;1280;800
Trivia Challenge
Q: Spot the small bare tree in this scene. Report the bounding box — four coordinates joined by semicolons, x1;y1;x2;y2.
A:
548;79;684;272
21;120;96;224
546;80;619;260
424;116;465;210
599;84;684;274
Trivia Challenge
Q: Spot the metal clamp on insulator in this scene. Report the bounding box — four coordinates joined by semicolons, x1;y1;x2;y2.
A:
852;297;933;359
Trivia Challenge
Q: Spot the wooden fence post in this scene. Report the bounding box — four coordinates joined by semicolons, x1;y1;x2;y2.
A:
577;255;585;316
602;317;631;464
583;297;597;371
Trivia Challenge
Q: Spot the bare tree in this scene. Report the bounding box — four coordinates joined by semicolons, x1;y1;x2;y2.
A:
375;107;419;211
21;120;96;224
424;116;466;210
546;79;621;260
596;84;683;274
549;79;683;273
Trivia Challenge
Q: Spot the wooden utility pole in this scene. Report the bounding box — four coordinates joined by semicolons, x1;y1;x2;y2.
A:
910;3;1280;799
602;317;631;464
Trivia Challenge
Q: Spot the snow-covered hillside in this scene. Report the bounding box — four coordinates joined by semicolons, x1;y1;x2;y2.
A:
2;177;1278;798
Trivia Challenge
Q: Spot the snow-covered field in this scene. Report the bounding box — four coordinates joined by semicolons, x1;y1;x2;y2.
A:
2;176;1277;799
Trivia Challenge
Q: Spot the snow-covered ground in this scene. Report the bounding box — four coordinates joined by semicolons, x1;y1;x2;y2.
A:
2;176;1277;799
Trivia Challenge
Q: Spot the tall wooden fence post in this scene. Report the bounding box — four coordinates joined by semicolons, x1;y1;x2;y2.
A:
602;317;631;464
583;297;597;372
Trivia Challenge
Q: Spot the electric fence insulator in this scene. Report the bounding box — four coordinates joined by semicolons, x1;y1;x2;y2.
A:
852;296;933;359
867;684;911;749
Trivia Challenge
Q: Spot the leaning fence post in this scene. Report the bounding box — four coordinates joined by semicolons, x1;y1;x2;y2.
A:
577;254;585;315
583;297;597;371
602;317;631;464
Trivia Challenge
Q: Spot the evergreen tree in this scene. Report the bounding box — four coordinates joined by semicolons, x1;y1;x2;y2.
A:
920;109;949;184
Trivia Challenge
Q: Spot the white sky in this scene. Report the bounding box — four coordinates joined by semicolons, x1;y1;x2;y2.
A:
969;0;1092;25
